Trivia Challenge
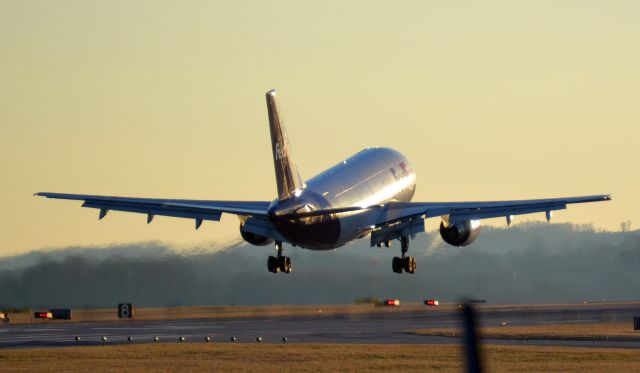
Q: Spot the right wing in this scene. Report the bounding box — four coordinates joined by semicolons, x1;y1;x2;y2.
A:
368;194;611;246
35;192;271;228
376;194;612;225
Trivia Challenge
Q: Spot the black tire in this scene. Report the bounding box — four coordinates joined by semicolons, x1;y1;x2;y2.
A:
278;256;292;273
283;256;292;273
267;256;279;273
392;257;403;273
403;257;417;273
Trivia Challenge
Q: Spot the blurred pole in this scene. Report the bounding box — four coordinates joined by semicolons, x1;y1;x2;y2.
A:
462;303;482;373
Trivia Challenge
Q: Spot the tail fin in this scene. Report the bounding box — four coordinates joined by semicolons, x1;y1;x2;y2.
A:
266;89;304;200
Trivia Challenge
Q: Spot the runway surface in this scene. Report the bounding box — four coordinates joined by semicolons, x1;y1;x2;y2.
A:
1;303;639;349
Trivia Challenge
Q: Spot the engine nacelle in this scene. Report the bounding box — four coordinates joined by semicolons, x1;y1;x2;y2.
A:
439;219;481;247
239;223;274;246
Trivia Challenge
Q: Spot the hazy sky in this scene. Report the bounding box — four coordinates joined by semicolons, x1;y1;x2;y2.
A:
1;1;638;255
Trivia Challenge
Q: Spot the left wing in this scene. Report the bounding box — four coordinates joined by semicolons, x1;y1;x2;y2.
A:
35;192;271;228
369;194;611;246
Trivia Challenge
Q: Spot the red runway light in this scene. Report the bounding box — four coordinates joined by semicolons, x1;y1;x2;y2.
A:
34;312;52;319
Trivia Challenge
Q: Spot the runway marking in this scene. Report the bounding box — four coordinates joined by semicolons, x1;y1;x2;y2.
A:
10;328;68;332
89;326;218;331
535;319;599;324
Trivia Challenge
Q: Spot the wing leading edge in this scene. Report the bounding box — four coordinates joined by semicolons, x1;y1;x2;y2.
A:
376;194;612;226
35;192;271;228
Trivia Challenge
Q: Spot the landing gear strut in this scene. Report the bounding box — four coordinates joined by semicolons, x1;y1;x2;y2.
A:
268;241;292;274
392;235;416;274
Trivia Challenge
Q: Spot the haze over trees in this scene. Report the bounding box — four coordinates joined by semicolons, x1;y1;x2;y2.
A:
1;223;638;309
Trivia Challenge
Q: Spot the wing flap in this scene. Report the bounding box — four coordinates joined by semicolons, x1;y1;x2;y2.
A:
447;202;566;224
370;217;424;247
82;200;222;221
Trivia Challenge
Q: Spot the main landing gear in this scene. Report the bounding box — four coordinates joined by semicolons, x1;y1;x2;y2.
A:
268;241;292;274
392;235;416;274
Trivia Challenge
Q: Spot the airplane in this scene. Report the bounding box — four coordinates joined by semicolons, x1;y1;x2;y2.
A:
36;89;611;274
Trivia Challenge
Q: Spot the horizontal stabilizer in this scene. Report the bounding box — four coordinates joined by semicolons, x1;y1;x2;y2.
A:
274;205;382;219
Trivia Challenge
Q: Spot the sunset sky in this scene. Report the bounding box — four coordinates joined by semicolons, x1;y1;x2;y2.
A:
1;1;638;256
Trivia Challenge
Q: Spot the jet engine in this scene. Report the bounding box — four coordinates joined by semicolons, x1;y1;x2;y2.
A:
239;223;274;246
439;219;481;247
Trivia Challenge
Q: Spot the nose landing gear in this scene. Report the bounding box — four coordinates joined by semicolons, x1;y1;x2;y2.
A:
268;241;292;273
392;235;416;274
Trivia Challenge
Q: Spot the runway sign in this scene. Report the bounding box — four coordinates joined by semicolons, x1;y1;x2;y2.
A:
50;309;72;320
118;303;133;318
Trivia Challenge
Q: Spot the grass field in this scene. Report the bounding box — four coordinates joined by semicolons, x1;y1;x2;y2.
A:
0;343;639;372
412;321;640;341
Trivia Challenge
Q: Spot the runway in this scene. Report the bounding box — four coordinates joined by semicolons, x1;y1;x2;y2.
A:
1;303;639;349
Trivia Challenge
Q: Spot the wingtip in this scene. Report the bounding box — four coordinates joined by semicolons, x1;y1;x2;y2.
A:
266;89;277;97
604;194;612;201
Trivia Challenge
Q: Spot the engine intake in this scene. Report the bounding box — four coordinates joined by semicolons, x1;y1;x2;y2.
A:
239;223;274;246
439;219;481;247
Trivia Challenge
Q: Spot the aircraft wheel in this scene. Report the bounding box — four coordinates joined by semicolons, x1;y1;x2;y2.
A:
403;257;416;274
267;256;279;273
392;257;403;274
280;256;292;273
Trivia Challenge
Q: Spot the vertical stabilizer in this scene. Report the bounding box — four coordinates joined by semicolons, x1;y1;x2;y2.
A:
266;89;304;200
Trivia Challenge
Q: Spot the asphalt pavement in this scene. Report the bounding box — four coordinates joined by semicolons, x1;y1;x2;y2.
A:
1;303;639;349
